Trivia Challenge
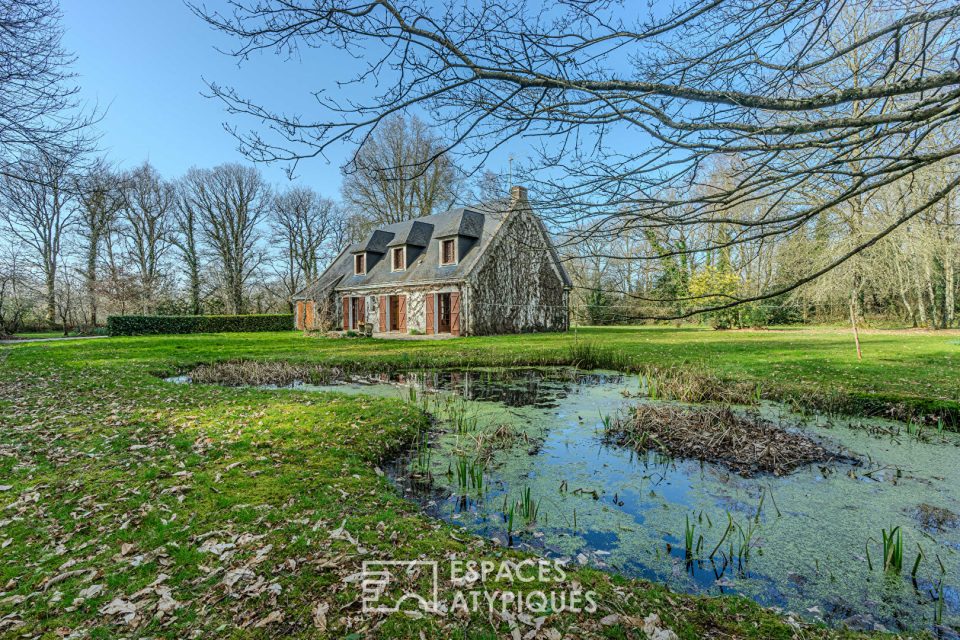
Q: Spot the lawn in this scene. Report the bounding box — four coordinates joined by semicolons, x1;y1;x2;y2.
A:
0;326;953;638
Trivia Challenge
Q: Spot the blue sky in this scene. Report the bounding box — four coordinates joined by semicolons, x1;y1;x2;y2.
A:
60;0;365;195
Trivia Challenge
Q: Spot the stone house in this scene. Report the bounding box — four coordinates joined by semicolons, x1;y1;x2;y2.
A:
292;186;571;336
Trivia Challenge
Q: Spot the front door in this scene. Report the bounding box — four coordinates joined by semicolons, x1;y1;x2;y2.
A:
437;293;451;333
389;295;400;331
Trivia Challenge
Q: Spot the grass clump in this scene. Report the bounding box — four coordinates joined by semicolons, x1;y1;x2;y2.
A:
188;359;345;386
638;365;761;405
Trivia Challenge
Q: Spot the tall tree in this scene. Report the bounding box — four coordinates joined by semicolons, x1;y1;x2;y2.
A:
120;162;175;314
0;153;76;326
181;164;269;314
340;114;460;226
75;160;123;327
173;182;204;315
270;186;336;308
195;0;960;318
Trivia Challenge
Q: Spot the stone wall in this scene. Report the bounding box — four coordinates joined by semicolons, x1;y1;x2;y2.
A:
466;210;568;335
337;283;461;334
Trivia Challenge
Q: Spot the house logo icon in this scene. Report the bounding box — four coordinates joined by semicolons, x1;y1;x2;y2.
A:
361;560;440;613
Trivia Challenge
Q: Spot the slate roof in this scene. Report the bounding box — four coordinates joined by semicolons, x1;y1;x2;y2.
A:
293;196;571;298
293;201;510;297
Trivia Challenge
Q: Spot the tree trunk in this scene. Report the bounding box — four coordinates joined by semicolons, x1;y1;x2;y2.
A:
85;236;99;328
923;259;939;328
45;271;56;328
946;248;956;328
189;268;201;315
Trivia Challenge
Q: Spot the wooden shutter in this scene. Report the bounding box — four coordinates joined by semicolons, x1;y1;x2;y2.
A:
295;301;304;329
425;293;435;335
357;297;366;328
398;295;407;333
450;291;461;336
342;296;350;330
305;301;315;329
379;296;387;332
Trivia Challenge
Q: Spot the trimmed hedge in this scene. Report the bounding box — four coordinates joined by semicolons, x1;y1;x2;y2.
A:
107;314;294;336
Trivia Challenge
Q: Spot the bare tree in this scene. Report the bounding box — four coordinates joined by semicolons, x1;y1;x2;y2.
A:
0;153;76;326
270;186;336;308
0;0;94;179
54;266;78;336
180;164;269;314
75;160;124;327
119;162;175;314
340;114;461;225
0;250;33;336
172;182;204;315
194;0;960;318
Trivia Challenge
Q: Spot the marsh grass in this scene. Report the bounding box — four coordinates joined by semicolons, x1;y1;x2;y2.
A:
637;365;761;405
188;359;345;386
605;404;847;477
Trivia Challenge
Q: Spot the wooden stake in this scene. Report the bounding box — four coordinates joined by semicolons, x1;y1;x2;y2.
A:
850;299;862;361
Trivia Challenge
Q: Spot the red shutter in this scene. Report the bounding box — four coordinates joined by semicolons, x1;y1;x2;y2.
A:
379;296;387;332
305;301;315;329
342;296;350;330
398;295;407;333
450;291;461;336
425;294;435;335
357;297;366;328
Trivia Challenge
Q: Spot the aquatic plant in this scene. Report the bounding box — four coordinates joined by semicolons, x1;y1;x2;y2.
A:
683;514;696;560
709;513;735;561
454;456;485;493
517;487;539;524
410;431;433;478
446;398;478;435
883;526;904;573
911;543;924;578
598;412;612;430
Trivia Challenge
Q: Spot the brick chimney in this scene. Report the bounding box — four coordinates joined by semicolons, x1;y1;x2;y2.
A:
510;185;528;203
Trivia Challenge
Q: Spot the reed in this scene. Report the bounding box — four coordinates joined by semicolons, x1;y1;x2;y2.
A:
517;487;539;524
881;526;904;573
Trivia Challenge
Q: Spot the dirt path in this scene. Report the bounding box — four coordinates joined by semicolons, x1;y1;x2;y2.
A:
0;335;108;345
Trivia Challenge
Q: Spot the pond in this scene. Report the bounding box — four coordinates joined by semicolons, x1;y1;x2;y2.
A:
170;367;960;634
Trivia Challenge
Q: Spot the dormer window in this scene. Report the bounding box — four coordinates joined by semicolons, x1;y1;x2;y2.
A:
354;253;366;275
391;246;406;271
440;238;457;265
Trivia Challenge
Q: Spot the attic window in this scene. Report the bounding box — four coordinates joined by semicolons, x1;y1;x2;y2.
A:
391;246;406;271
354;253;366;275
440;238;457;265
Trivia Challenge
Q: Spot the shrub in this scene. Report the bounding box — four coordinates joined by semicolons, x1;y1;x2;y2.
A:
107;314;293;336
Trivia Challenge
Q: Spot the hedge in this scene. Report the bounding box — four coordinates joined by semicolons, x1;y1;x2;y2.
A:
107;314;294;336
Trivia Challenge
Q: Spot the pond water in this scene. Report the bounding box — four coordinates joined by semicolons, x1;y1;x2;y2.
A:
170;367;960;634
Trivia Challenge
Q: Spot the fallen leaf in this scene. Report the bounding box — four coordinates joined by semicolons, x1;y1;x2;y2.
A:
78;584;104;599
312;601;329;630
253;610;283;628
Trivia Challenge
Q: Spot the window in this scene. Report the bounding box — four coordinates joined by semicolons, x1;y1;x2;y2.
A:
440;238;456;265
391;246;406;271
354;253;366;275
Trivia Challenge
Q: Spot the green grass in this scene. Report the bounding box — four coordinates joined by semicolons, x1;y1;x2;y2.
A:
2;331;68;339
0;326;951;638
